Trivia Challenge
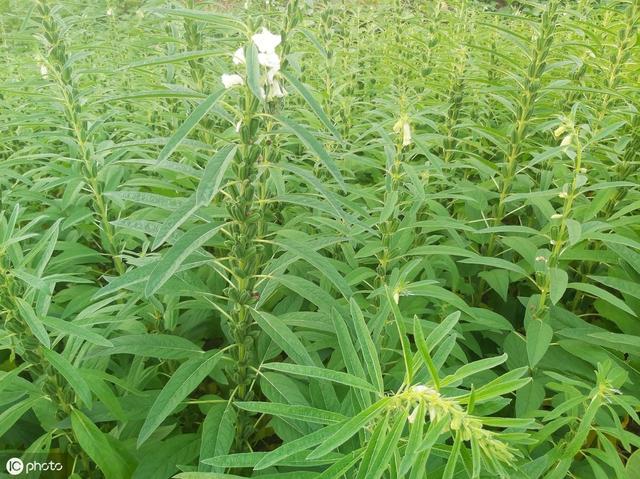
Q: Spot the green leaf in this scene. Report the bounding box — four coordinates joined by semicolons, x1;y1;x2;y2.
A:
246;43;263;101
414;317;441;390
399;402;426;476
588;275;640;301
138;349;224;446
254;423;343;470
89;334;202;360
235;402;345;425
41;316;112;347
426;311;460;351
262;363;379;393
549;268;568;305
196;145;237;206
0;397;42;437
155;89;225;165
441;354;507;387
315;450;363;479
71;409;134;479
330;308;367;396
567;282;636;316
479;269;510;302
366;410;407;479
349;299;383;393
384;286;414;384
526;320;553;368
252;310;314;366
308;398;391;459
442;431;462;479
199;401;236;473
281;71;342;141
15;297;50;349
459;255;529;277
273;236;352;299
145;222;221;297
42;349;92;408
158;8;245;32
276;114;346;191
151;196;200;251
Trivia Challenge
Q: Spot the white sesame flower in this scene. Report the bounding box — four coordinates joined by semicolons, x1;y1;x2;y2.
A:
579;167;587;174
550;213;563;220
252;27;281;54
39;64;48;77
136;9;144;18
221;73;244;89
535;255;547;262
412;384;430;393
558;191;568;199
407;406;419;424
270;80;286;98
402;122;412;147
106;8;113;16
393;117;412;147
560;134;572;147
235;120;242;133
553;124;566;138
233;47;245;65
258;52;281;70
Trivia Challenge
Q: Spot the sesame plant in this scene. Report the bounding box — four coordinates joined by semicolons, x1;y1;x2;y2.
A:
1;0;639;478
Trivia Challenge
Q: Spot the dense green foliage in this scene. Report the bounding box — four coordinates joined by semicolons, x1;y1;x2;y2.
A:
1;0;639;477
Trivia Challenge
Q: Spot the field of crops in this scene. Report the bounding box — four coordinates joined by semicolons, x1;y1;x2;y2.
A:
1;0;639;477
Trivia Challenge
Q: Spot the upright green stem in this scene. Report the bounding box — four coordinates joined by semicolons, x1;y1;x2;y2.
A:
37;1;124;275
536;127;582;317
485;1;559;259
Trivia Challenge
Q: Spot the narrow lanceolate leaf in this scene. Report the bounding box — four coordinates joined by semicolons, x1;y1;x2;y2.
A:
349;299;384;393
254;423;344;470
151;195;200;251
568;282;636;316
281;71;342;141
246;43;263;101
442;432;463;479
15;297;50;349
235;402;346;425
41;316;113;347
441;354;508;387
262;363;379;393
155;88;225;165
42;349;92;408
414;317;441;391
274;238;352;299
145;222;221;297
156;8;245;32
308;398;391;459
384;286;414;384
330;308;369;407
426;311;460;351
89;334;202;360
0;397;42;437
251;310;314;365
399;402;426;476
71;409;133;479
138;349;224;446
199;400;236;472
366;410;407;479
196;145;237;206
276;114;346;191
